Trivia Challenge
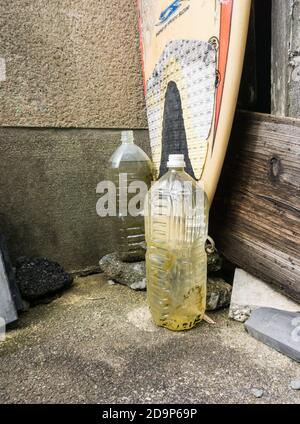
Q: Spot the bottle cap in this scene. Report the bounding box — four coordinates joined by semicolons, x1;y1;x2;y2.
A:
121;130;134;144
167;154;186;168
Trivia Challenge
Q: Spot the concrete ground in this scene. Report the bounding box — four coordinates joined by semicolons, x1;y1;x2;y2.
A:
0;274;299;404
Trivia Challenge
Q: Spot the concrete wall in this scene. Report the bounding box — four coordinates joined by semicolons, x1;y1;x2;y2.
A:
0;128;150;272
0;1;150;272
0;0;147;128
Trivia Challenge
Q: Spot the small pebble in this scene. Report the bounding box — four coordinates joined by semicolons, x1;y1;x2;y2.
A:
290;380;300;391
251;388;264;399
108;280;116;286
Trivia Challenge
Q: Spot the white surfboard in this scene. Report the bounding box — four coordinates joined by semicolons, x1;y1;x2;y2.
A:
138;0;251;203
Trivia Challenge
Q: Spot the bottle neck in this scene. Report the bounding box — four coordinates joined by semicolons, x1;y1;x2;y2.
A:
121;130;134;145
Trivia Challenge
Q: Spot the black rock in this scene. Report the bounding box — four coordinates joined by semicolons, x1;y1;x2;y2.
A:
16;257;73;302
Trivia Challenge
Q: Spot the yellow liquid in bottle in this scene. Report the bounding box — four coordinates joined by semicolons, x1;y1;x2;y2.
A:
145;170;208;331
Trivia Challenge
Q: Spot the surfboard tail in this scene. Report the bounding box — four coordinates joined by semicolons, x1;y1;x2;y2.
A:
138;0;251;203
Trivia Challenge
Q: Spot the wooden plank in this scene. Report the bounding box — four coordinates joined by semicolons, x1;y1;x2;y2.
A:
271;0;300;118
210;111;300;302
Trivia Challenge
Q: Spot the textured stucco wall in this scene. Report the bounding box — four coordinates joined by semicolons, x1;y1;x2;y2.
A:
0;0;147;128
0;128;151;272
0;1;150;271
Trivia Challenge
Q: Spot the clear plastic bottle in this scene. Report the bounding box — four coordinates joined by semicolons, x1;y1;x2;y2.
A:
145;154;209;331
109;131;152;262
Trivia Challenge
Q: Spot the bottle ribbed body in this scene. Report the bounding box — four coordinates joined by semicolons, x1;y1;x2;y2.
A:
109;161;152;262
145;169;208;331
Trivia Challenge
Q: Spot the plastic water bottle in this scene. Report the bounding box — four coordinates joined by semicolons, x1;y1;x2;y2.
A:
145;154;208;331
109;131;152;262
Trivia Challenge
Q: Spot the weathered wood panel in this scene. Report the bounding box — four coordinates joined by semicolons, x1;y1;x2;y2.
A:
210;111;300;302
272;0;300;118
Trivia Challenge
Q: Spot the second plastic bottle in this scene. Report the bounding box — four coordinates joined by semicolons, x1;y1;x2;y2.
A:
145;154;208;331
108;131;152;262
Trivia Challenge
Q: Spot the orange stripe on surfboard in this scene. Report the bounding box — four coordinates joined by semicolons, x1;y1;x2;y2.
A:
215;0;234;132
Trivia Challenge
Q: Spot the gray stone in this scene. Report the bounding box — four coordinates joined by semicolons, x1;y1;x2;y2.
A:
206;278;232;311
207;249;223;274
290;380;300;391
230;269;300;323
245;308;300;363
0;234;23;313
16;257;73;302
251;388;264;399
0;239;18;324
0;317;5;342
99;253;146;291
230;305;252;323
100;253;231;310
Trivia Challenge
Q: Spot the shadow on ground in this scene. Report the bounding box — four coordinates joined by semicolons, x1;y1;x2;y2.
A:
0;274;299;404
